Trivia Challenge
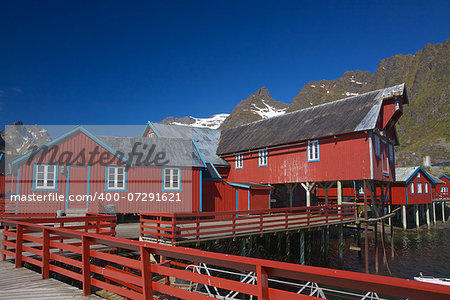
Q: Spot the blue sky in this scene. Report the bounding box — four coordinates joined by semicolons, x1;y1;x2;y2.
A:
1;0;449;127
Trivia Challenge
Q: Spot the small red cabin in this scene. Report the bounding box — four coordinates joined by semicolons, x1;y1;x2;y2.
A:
391;167;443;205
438;174;450;199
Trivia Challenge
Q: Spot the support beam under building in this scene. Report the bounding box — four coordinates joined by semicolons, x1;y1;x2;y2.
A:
300;182;315;207
318;182;334;205
402;205;407;230
299;231;305;265
442;201;446;223
337;181;343;205
433;202;437;224
415;205;420;230
426;204;430;230
363;180;369;274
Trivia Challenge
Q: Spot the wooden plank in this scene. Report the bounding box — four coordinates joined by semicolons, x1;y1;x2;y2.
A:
0;261;100;299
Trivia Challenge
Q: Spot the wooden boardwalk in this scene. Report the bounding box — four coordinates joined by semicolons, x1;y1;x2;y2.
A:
140;204;357;245
0;260;99;299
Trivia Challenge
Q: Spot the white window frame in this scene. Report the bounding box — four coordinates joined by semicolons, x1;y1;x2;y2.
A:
374;134;381;158
442;187;448;193
235;154;243;169
35;164;57;189
425;183;428;194
307;140;320;162
411;183;414;194
417;182;422;194
258;149;268;167
163;168;181;190
106;166;126;190
417;173;420;178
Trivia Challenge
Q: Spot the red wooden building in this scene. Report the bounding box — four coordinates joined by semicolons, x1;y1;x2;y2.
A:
438;174;449;199
216;84;408;209
391;166;441;205
391;166;446;229
8;126;205;214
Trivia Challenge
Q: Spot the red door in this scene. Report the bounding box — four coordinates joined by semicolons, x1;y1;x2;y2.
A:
67;166;89;210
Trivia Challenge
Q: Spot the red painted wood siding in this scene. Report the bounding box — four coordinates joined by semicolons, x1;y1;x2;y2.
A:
250;189;270;210
439;176;450;197
202;181;236;212
0;175;4;195
14;131;201;214
224;131;395;184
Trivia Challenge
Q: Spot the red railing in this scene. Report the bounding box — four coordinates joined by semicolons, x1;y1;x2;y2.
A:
1;215;449;299
140;204;356;244
433;192;449;200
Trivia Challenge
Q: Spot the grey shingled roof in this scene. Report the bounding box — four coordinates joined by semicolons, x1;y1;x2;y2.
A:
149;123;228;166
217;84;406;155
395;167;419;182
395;166;444;184
430;175;445;185
98;136;204;167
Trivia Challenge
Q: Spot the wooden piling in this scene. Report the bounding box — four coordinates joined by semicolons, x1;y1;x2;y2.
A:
364;180;369;273
375;222;379;273
299;231;305;265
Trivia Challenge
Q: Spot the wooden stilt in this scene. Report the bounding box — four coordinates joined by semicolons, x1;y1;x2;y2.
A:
433;202;437;224
390;221;394;259
300;182;315;207
325;226;330;264
338;225;344;267
426;204;430;230
402;205;407;230
337;181;343;205
241;237;247;257
364;180;369;274
299;231;305;265
374;221;379;273
442;201;446;223
415;204;420;229
357;223;362;258
286;232;291;257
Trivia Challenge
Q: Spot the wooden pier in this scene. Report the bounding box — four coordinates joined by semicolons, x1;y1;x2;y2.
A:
140;204;356;245
0;260;100;299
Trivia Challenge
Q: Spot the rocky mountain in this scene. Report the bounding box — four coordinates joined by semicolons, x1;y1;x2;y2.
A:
160;114;229;129
288;38;450;169
219;87;288;130
0;121;52;155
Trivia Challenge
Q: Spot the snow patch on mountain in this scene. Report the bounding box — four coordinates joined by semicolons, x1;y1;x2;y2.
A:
250;99;287;119
170;114;229;129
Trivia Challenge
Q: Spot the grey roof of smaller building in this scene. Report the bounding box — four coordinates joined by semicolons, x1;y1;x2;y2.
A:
149;123;229;166
430;175;445;184
395;166;444;184
395;167;419;182
217;84;406;155
98;136;204;167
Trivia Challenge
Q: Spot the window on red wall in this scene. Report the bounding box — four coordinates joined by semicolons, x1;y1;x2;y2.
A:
417;182;422;194
411;183;414;194
425;183;428;194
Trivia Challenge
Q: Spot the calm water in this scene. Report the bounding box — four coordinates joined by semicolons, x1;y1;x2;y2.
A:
324;223;450;279
195;223;450;280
